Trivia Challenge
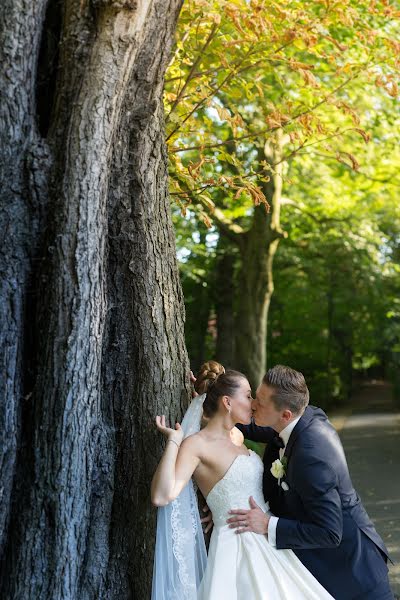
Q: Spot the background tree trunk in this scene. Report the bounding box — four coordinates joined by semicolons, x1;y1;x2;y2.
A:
215;235;236;368
233;204;281;391
0;1;185;598
234;133;286;390
185;229;213;374
209;134;286;390
214;132;286;390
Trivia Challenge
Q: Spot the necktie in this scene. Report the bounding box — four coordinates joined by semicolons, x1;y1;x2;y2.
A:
272;435;285;450
272;434;285;460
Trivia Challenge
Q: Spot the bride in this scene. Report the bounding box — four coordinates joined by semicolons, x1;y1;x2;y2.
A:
151;362;334;599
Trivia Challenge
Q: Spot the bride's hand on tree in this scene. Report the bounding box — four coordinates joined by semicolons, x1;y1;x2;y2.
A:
190;370;199;397
155;415;184;445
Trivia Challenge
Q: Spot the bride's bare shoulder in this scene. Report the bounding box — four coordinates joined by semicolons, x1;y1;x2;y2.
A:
230;426;244;446
180;431;206;455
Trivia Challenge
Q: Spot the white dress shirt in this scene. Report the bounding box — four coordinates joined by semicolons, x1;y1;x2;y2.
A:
267;415;302;546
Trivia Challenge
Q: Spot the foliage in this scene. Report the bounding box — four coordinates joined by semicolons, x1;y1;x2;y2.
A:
168;0;400;404
265;83;400;405
166;0;400;226
269;185;400;406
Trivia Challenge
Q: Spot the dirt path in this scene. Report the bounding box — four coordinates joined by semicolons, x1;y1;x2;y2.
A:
330;380;400;597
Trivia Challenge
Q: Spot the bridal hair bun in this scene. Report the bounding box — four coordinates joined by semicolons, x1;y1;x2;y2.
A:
194;360;225;395
195;361;247;418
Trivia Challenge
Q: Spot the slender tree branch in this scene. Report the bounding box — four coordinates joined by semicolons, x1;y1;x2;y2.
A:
300;152;400;187
166;29;190;72
207;205;246;238
169;72;362;152
166;22;220;123
166;43;256;141
272;128;363;167
171;177;246;245
281;198;352;224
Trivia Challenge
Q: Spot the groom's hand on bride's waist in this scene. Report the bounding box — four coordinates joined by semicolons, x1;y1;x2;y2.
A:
227;496;269;535
201;504;214;534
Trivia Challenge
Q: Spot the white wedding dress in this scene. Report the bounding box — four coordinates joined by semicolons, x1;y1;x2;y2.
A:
198;449;334;600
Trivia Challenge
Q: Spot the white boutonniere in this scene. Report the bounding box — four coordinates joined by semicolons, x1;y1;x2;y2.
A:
270;457;288;486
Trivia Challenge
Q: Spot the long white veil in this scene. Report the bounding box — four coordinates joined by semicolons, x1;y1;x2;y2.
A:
151;394;207;599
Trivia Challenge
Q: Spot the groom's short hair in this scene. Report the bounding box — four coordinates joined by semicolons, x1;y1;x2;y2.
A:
262;365;309;415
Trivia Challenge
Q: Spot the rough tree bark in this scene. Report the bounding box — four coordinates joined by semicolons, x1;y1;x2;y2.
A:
0;0;49;557
0;1;186;599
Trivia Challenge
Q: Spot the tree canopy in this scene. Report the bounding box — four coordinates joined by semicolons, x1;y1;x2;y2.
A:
168;0;400;405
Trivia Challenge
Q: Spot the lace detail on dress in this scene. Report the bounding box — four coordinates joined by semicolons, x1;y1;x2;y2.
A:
206;450;269;526
190;483;199;538
171;480;199;599
152;394;207;600
197;450;335;600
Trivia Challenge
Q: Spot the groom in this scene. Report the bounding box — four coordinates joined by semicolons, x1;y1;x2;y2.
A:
230;365;393;600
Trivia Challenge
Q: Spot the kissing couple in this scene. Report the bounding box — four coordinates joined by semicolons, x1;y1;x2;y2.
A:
151;362;393;599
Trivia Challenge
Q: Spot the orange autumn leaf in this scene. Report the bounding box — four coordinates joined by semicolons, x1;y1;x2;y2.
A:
266;111;291;129
299;69;320;88
354;128;371;143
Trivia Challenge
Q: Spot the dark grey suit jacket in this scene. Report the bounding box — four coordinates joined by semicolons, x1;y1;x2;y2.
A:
238;406;390;599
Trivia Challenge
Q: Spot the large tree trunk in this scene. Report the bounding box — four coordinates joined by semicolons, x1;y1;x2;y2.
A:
103;37;189;597
0;0;49;557
0;1;185;599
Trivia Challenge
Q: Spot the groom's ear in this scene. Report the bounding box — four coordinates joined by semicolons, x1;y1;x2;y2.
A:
282;409;293;423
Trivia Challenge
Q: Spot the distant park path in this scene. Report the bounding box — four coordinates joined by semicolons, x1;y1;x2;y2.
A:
330;380;400;597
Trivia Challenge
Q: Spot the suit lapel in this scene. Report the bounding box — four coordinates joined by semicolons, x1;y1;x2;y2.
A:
283;406;314;464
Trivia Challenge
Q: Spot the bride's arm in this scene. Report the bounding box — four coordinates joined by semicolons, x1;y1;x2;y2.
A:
151;416;201;507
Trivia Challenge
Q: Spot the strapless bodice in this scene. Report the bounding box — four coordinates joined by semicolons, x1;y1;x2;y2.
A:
206;449;269;527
